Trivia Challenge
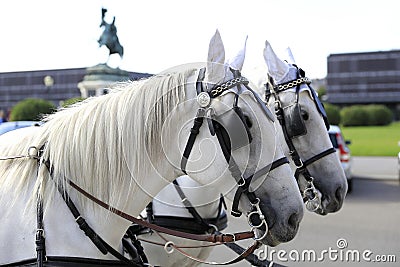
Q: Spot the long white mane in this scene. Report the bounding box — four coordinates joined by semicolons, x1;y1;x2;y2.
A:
0;68;196;213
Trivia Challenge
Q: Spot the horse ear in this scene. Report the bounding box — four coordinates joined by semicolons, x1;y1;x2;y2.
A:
228;35;247;71
285;47;296;64
263;40;289;82
206;30;226;85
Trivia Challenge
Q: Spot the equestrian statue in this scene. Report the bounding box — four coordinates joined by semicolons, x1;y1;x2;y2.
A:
98;8;124;59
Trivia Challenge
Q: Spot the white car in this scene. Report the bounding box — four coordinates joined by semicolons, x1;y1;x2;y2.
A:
328;125;353;192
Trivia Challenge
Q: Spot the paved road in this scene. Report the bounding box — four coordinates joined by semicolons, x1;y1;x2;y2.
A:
352;156;398;180
202;157;400;266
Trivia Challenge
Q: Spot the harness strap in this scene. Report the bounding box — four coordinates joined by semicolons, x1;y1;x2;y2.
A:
295;147;336;180
172;180;219;232
68;179;255;243
41;160;137;266
125;227;149;264
231;157;289;217
169;240;261;266
223;242;287;267
36;197;46;267
180;109;205;174
151;229;262;266
180;68;207;174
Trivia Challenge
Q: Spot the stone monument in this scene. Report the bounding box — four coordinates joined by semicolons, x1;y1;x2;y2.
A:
78;8;130;98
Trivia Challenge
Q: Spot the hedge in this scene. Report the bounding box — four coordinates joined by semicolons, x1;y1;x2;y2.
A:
62;97;85;108
340;105;393;126
324;103;341;125
10;98;55;121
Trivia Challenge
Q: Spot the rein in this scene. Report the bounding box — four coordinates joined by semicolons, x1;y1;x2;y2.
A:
67;178;255;243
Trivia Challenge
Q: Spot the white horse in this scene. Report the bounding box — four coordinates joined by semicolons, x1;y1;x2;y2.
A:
261;41;347;214
0;31;303;266
131;40;348;266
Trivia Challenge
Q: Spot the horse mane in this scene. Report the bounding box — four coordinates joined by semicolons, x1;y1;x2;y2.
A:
0;68;196;214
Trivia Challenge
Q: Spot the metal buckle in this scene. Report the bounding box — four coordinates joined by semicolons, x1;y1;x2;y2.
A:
223;233;236;243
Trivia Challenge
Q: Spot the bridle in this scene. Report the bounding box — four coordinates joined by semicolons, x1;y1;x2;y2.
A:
0;67;290;266
180;67;288;222
265;65;336;212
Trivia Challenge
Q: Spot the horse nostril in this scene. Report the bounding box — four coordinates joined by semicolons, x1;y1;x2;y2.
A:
288;212;300;229
335;186;343;201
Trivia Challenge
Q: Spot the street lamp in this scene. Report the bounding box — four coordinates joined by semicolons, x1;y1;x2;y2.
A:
43;75;54;92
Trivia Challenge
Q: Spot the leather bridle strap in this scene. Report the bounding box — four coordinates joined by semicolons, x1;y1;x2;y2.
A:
180;108;205;174
36;196;45;267
231;156;289;217
171;179;214;230
269;69;336;185
68;179;255;243
294;147;336;180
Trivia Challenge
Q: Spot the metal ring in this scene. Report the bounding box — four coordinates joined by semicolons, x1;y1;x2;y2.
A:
250;198;260;206
28;146;39;159
251;221;269;241
305;199;320;212
164;241;175;254
247;211;265;228
237;178;246;187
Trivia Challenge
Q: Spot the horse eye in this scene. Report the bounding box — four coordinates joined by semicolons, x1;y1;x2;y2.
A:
244;115;253;128
301;110;309;120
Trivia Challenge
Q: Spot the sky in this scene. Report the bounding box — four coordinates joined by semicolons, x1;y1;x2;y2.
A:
1;0;399;79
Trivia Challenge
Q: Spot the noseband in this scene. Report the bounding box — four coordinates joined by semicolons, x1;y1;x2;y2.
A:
265;66;336;211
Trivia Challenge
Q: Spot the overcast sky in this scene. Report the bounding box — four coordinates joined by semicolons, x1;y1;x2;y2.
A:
1;0;399;79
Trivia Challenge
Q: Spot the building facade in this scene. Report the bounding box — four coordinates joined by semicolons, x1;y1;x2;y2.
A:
0;67;151;116
326;50;400;118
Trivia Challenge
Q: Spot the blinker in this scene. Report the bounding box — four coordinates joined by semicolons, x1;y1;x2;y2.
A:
210;106;253;151
309;87;330;130
283;103;307;138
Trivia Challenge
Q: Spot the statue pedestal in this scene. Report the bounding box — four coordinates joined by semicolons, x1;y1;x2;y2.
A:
78;63;130;98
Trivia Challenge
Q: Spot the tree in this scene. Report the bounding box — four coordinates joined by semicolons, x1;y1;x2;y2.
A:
10;98;55;121
324;103;341;125
62;97;85;108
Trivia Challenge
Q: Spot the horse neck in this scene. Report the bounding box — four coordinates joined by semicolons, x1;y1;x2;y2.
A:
41;151;180;259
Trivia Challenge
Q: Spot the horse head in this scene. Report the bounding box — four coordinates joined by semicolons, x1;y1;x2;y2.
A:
262;41;348;214
167;30;304;246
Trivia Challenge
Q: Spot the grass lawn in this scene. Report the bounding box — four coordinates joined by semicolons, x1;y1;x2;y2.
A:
341;121;400;157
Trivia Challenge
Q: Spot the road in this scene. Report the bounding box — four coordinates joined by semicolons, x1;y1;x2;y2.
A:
202;157;400;266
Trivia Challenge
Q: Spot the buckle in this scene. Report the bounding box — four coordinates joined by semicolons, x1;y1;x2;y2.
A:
223;233;236;243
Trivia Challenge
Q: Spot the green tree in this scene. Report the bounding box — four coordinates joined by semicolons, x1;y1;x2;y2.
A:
317;85;326;99
62;97;85;108
10;98;55;121
324;103;341;125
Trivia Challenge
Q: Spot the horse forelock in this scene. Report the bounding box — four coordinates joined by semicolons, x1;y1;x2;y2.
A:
0;68;196;215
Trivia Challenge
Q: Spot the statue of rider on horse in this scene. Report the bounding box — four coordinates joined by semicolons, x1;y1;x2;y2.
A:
98;8;124;59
